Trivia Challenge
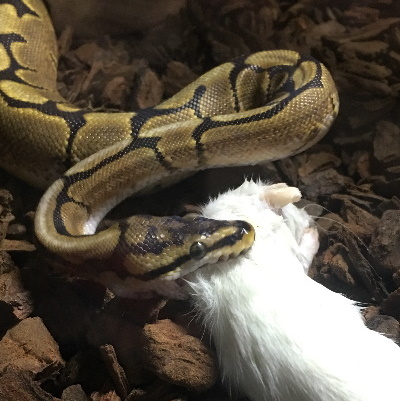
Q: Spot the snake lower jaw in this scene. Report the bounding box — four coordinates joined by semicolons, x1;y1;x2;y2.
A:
216;247;250;263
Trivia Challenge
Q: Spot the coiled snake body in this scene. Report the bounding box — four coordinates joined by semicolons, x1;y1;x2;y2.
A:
0;0;339;298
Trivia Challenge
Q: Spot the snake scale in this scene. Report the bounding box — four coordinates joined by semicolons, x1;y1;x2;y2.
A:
0;0;339;298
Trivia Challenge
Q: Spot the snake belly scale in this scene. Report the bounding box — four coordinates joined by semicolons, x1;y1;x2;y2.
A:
0;0;339;298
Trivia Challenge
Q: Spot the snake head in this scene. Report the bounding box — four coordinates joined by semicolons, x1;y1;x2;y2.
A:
94;215;255;299
121;215;255;280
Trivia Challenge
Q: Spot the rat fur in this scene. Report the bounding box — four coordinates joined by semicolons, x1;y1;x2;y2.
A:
186;180;400;401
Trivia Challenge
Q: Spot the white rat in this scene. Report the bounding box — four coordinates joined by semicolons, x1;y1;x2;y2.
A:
185;180;400;401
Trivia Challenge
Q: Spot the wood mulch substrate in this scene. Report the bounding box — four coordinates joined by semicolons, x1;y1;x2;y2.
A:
1;0;400;400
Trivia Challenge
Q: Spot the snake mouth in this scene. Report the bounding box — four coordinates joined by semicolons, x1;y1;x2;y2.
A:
216;246;251;263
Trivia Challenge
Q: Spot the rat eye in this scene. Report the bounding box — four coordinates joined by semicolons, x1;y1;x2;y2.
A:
190;241;207;260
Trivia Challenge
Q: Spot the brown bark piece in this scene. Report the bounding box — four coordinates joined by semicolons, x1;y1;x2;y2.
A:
0;250;15;275
57;349;108;393
300;169;354;199
392;269;400;289
87;309;145;387
101;297;167;327
341;6;380;26
372;178;400;199
365;314;400;342
24;267;104;354
132;69;164;109
373;121;400;166
380;287;400;321
141;319;218;391
91;381;122;401
0;239;36;252
0;264;33;321
0;252;25;334
322;245;356;286
0;189;14;242
126;379;182;401
6;222;27;239
99;344;130;400
61;384;90;401
57;25;74;57
125;388;147;401
0;317;64;380
340;199;380;240
102;76;131;108
47;0;186;37
369;210;400;276
91;390;121;401
348;150;371;179
0;369;59;401
162;61;198;97
74;43;105;66
343;234;389;303
361;306;380;321
297;151;342;178
313;212;345;233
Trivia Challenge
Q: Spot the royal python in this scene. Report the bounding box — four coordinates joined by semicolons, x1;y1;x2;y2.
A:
0;0;339;298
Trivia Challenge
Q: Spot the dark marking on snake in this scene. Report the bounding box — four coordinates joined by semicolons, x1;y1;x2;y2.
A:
52;137;171;235
228;54;266;113
0;0;39;18
192;56;324;159
0;32;89;168
0;33;33;85
129;85;207;138
0;87;88;168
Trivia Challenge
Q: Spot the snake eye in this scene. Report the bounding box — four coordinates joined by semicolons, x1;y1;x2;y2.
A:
190;241;207;260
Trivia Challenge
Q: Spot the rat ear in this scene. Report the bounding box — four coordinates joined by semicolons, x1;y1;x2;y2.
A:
262;183;302;208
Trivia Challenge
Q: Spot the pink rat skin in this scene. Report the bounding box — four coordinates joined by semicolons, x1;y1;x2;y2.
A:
185;180;400;401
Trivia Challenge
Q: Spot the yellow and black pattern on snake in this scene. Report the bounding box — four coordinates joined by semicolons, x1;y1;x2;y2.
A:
0;0;339;298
